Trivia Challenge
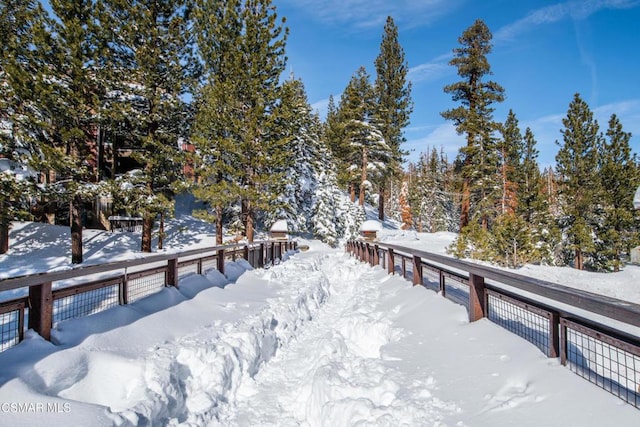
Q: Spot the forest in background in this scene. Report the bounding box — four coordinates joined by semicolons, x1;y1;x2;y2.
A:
1;1;639;271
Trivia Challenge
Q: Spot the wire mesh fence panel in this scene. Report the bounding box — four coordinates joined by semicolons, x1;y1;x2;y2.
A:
0;307;23;352
201;256;219;275
564;319;640;408
127;269;167;303
442;275;469;308
178;260;200;280
53;284;119;325
487;290;552;356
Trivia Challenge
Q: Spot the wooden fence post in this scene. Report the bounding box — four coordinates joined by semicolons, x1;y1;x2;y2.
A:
468;273;486;322
387;249;394;275
560;319;568;365
412;256;423;286
549;312;560;358
259;243;265;268
243;245;250;264
167;257;178;288
373;245;379;266
29;282;52;341
439;271;446;296
217;248;225;276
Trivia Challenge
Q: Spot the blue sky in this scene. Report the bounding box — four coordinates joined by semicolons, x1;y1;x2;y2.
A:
274;0;640;167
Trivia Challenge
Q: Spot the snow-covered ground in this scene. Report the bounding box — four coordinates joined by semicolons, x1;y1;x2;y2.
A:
1;216;640;425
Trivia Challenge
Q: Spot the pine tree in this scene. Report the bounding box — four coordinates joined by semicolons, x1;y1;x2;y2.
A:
373;16;413;221
441;19;505;230
555;93;603;270
596;114;640;271
232;0;288;242
498;110;523;215
99;0;197;252
266;76;324;233
338;66;391;206
39;0;105;263
191;0;244;244
0;0;49;253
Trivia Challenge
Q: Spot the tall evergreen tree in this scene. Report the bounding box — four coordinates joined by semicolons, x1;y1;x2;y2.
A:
99;0;197;252
233;0;288;242
498;110;523;215
0;0;49;253
596;114;640;271
41;0;104;263
555;93;603;270
267;76;324;232
373;16;413;221
338;66;391;206
191;0;243;244
441;19;505;230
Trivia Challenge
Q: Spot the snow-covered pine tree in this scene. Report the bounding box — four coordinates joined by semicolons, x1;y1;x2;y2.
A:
338;66;392;207
266;76;324;234
38;0;106;263
98;0;197;252
595;114;640;271
0;0;49;253
555;93;603;270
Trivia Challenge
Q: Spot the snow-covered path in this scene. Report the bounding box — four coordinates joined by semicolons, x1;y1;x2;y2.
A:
217;252;458;426
1;240;639;426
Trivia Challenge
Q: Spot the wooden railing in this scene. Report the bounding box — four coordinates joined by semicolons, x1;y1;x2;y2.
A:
0;240;297;352
346;240;640;409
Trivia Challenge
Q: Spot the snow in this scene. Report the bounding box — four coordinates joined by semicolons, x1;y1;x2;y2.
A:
270;219;289;232
1;217;640;425
360;219;382;232
634;185;640;210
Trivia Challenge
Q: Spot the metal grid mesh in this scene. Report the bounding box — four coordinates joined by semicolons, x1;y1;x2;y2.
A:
53;285;119;324
128;271;166;303
487;292;551;356
178;261;199;280
201;257;219;274
566;324;640;408
441;275;469;308
0;310;22;352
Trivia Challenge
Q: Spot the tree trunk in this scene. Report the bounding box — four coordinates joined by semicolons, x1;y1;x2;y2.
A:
70;196;83;264
158;213;164;250
141;216;153;252
216;205;223;245
359;148;368;206
460;178;470;230
350;185;355;203
245;200;254;242
0;224;8;254
378;181;385;221
575;249;583;270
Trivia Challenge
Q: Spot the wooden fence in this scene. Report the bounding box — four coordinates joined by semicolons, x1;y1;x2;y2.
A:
346;240;640;409
0;240;296;352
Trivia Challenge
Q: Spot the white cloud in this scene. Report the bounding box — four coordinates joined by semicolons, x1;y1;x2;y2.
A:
495;0;640;43
278;0;462;30
404;122;464;163
408;52;453;84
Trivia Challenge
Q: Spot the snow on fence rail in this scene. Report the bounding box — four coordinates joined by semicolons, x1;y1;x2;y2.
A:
346;240;640;409
0;240;297;352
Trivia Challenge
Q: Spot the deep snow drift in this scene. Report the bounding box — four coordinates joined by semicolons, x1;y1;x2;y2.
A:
1;219;640;425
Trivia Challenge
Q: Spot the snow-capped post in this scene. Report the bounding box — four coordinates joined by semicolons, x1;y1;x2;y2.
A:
360;220;382;242
29;282;52;341
468;273;486;322
270;220;289;241
259;243;265;268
